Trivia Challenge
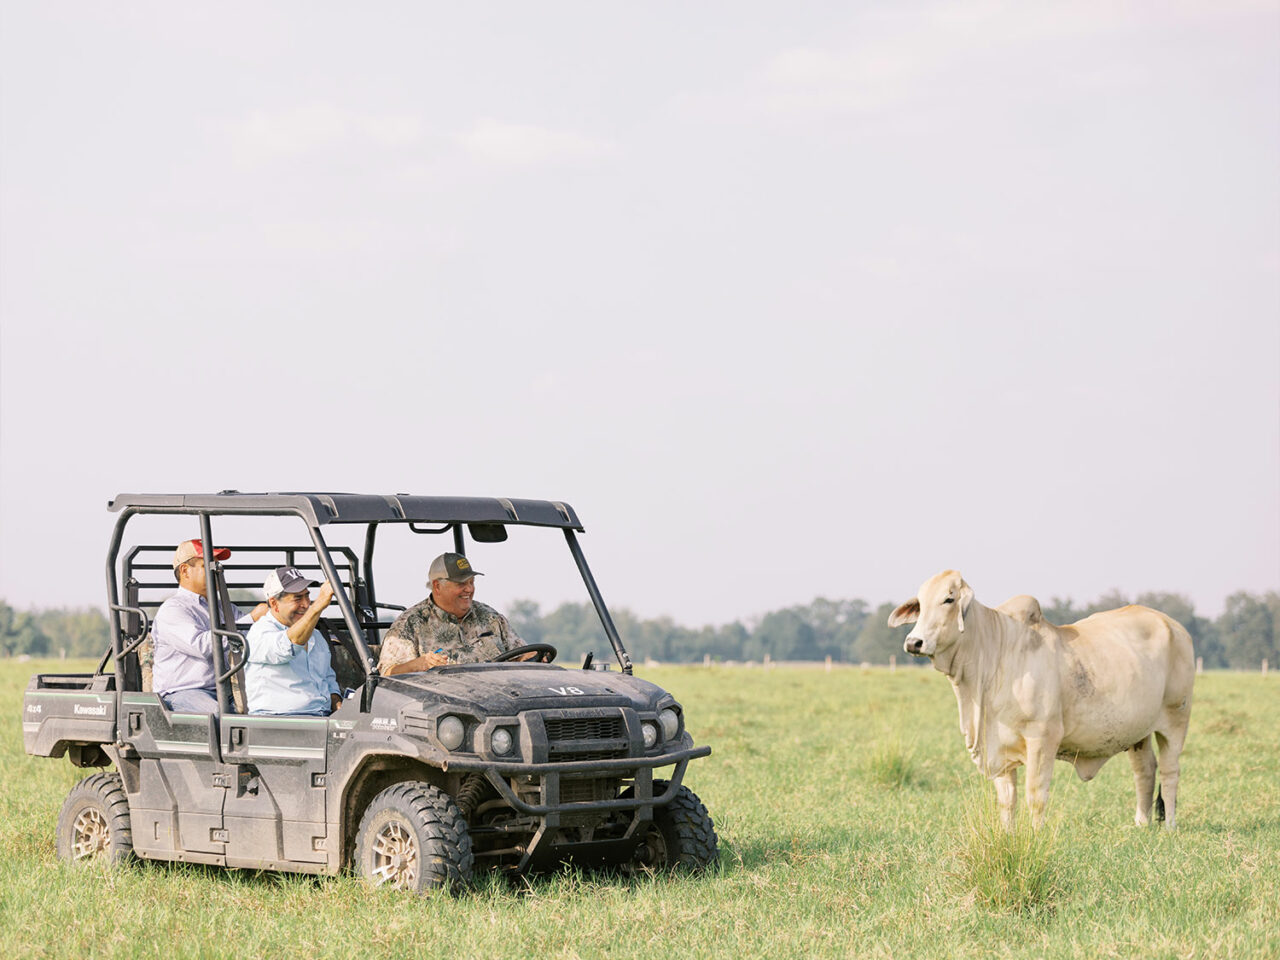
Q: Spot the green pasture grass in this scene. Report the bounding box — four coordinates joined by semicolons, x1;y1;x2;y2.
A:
953;789;1065;915
865;736;923;789
1;660;1277;959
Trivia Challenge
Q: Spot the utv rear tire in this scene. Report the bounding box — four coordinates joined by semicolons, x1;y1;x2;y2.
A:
628;781;719;872
354;782;473;893
56;772;134;866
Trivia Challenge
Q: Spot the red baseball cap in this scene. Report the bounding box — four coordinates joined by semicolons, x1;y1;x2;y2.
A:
172;539;231;569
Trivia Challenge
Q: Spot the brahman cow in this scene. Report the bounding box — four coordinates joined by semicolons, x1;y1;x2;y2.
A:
889;570;1194;830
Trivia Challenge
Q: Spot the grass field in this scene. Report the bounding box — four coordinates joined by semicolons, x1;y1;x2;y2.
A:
2;659;1277;959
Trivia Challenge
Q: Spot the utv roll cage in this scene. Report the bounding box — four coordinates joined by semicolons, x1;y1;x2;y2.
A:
103;492;632;715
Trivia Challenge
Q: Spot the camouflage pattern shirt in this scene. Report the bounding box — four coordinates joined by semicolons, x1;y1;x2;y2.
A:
379;596;521;671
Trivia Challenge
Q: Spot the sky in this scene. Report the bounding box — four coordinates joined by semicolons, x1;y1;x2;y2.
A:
1;1;1277;628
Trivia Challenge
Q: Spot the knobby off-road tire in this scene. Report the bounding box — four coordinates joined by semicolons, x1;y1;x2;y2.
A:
628;780;719;872
56;772;134;866
354;782;473;894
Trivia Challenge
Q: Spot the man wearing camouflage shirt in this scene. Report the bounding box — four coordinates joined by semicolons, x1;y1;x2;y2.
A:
379;552;522;675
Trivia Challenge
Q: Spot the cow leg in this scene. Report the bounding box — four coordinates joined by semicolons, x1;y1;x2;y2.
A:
1024;739;1055;829
994;768;1017;831
1154;726;1187;831
1127;736;1157;826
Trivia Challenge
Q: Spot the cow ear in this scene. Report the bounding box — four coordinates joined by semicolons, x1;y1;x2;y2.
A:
888;599;920;627
957;582;974;633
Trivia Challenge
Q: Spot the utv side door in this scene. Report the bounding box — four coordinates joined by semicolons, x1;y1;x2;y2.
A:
220;714;331;867
119;694;231;862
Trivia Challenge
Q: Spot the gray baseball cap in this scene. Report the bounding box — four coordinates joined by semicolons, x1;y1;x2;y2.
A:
428;552;483;583
263;565;320;600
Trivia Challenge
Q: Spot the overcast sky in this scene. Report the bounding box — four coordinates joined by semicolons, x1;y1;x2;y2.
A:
1;1;1277;628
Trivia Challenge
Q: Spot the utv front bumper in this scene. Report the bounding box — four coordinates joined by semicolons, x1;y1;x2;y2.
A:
440;744;711;815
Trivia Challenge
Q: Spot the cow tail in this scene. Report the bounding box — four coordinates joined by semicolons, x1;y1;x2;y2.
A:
1154;784;1165;822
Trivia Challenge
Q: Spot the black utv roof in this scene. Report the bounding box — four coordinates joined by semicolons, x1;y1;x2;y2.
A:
107;492;583;530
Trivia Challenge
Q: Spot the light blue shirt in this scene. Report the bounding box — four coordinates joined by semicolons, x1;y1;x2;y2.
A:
245;612;340;716
153;587;249;697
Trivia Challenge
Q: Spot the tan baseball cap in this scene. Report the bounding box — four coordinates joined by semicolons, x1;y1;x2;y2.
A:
428;552;483;583
172;539;231;569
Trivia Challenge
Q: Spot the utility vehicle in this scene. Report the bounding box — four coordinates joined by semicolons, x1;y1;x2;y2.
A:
23;493;716;891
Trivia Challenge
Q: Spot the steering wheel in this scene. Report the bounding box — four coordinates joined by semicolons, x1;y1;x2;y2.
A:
493;643;558;664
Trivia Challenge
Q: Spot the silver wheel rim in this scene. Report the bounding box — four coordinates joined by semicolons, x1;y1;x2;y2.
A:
71;807;110;861
370;821;418;888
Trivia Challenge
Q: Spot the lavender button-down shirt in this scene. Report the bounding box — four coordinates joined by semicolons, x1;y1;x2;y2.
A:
152;587;249;697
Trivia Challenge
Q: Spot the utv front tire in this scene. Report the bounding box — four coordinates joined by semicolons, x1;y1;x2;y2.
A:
56;772;134;866
629;781;719;872
354;782;473;893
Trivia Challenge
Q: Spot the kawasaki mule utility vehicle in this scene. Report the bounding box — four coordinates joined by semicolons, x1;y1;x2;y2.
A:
23;493;717;891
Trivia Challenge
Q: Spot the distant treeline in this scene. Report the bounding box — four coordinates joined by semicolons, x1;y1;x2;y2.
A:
3;590;1278;669
0;605;114;661
507;591;1280;669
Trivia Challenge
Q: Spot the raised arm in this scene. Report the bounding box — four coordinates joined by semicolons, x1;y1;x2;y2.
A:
286;581;335;645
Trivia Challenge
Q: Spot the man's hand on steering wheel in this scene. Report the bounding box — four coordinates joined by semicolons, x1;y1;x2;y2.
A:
493;643;558;663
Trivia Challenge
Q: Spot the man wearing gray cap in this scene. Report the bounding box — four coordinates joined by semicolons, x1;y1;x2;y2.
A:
379;552;522;676
244;566;342;716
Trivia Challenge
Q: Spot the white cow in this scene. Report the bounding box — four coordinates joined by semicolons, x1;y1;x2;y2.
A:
889;570;1194;829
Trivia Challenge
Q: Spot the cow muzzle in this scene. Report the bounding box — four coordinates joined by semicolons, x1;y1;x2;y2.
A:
904;632;934;657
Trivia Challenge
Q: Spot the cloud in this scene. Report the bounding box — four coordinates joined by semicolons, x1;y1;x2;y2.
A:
764;48;847;87
227;104;425;166
364;114;426;148
758;43;924;116
226;108;613;173
673;0;1252;123
257;218;377;256
456;118;615;167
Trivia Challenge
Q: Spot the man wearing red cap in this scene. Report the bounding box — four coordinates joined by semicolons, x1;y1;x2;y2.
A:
152;539;267;714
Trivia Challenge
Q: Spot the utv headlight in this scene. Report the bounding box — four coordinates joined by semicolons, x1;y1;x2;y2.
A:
491;727;514;756
659;707;680;741
437;715;465;751
641;721;659;749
